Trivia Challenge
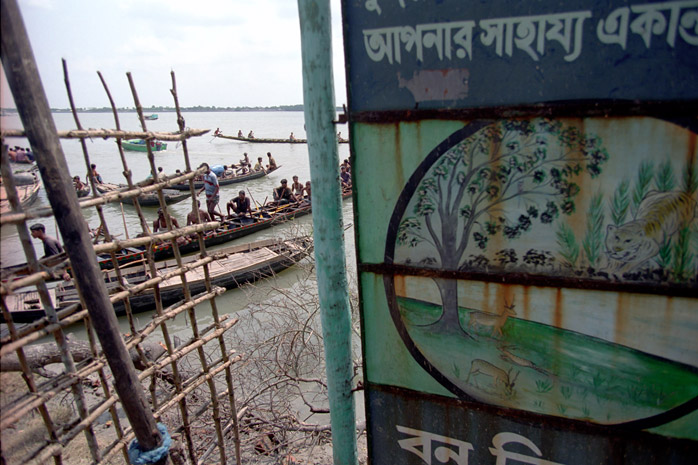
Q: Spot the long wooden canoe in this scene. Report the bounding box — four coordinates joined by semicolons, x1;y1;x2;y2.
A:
167;165;280;190
2;236;313;323
215;133;348;144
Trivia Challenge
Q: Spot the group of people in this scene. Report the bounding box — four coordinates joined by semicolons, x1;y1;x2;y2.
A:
6;145;34;163
237;130;254;139
71;164;103;193
271;175;311;206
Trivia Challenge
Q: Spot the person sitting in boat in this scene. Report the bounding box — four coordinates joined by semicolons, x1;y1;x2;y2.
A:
303;181;312;204
227;190;253;217
223;165;235;177
73;175;86;191
214;128;222;137
5;145;16;162
290;175;304;201
289;132;295;141
186;200;212;226
197;162;226;222
253;157;266;173
14;147;29;163
23;147;35;162
248;130;255;139
241;152;251;168
266;152;277;170
273;179;294;206
87;163;103;184
238;129;244;138
340;165;352;189
153;207;181;233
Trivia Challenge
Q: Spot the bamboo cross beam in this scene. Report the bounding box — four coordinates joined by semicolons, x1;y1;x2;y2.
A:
1;127;209;141
0;167;206;225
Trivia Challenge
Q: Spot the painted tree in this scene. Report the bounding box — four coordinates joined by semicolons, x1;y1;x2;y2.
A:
396;119;608;331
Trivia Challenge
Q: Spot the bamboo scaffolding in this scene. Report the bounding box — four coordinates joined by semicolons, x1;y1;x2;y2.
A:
2;4;247;463
0;289;227;431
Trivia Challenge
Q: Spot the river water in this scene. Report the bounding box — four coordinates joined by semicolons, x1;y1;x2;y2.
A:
1;111;355;338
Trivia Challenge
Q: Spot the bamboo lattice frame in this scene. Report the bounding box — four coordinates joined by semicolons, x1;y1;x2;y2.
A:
0;63;244;464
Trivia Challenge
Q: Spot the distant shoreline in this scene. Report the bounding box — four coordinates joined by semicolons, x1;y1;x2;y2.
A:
0;105;345;114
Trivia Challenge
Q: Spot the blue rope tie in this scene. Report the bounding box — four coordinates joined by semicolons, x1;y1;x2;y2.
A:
128;423;172;464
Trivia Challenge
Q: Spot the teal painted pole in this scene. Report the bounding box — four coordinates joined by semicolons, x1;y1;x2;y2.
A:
297;1;358;464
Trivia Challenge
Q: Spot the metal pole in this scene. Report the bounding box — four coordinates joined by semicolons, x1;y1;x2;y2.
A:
0;0;165;458
297;2;358;465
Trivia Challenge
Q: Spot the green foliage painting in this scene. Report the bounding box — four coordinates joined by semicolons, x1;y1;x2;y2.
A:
395;119;609;331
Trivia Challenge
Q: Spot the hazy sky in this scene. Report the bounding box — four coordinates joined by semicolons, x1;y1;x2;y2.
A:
1;0;347;109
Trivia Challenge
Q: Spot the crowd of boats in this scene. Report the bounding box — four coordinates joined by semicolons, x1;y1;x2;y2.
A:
1;153;353;324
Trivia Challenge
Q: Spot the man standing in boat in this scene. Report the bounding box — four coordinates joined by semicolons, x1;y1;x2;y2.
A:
266;152;277;170
197;162;225;222
226;190;253;217
30;223;64;258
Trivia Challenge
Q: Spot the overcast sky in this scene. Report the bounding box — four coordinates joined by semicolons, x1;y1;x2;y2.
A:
1;0;347;109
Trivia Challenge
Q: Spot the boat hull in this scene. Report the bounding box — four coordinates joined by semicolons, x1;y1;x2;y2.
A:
122;140;167;152
2;237;313;322
168;166;279;190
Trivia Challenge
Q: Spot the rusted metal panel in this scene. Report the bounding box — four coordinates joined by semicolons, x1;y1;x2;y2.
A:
344;0;698;463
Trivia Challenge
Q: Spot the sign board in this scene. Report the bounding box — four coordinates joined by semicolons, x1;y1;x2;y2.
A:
343;1;698;463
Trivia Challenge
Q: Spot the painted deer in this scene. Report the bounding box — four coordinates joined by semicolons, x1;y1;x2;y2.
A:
466;359;519;396
467;299;517;338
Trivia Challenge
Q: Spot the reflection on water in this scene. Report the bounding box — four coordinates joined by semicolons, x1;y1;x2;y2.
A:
1;111;356;340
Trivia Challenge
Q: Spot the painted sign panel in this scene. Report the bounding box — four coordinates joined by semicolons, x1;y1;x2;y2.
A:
353;117;698;462
343;0;698;112
344;1;698;463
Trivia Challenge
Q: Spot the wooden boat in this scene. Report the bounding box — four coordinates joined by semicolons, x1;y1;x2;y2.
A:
2;236;313;323
168;166;280;190
215;133;348;144
0;172;40;216
98;200;316;270
1;190;350;281
144;114;158;120
96;183;191;206
122;139;167;152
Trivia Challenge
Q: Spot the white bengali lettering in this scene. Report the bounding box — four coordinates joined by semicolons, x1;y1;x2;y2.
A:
597;7;630;48
363;21;475;64
364;0;382;16
598;1;698;49
362;1;698;66
489;432;565;465
363;27;402;64
480;11;590;62
679;8;698;44
397;425;473;465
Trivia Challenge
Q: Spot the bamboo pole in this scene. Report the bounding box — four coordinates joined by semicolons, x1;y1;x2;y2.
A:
0;0;164;457
1;127;209;140
297;2;358;465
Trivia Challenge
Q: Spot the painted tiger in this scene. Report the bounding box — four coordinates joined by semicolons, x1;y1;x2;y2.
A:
605;191;697;274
